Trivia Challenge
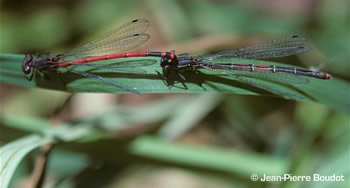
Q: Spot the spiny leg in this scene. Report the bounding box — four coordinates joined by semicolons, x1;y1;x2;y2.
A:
24;71;34;81
36;70;50;80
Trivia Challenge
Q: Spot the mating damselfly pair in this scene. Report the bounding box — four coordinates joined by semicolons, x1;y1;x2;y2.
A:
22;19;331;97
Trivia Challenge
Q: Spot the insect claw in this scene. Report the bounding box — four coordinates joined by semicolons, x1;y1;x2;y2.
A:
156;71;168;80
24;72;34;81
177;71;186;81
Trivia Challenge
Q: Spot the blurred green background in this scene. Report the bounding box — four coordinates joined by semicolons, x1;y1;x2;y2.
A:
1;0;349;187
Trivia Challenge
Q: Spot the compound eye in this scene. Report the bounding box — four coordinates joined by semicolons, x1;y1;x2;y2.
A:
22;66;31;74
160;57;168;66
22;54;33;74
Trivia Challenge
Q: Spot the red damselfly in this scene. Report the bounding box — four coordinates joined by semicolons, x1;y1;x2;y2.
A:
158;34;332;98
22;19;175;93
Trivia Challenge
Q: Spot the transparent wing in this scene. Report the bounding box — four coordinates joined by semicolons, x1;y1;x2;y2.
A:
200;63;309;84
64;19;150;57
201;34;310;60
64;34;150;57
66;68;140;94
226;70;309;85
199;65;303;99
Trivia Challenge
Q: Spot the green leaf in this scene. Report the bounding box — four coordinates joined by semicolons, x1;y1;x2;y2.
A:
0;95;197;187
129;136;289;177
0;134;54;188
157;94;223;139
0;116;98;188
0;97;285;186
1;54;349;113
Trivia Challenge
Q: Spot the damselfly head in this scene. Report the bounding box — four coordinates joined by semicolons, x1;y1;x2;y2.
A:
161;52;178;67
160;57;170;70
22;54;33;74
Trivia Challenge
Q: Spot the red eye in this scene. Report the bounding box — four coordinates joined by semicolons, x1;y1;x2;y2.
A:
22;54;33;74
22;66;31;74
163;65;170;70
